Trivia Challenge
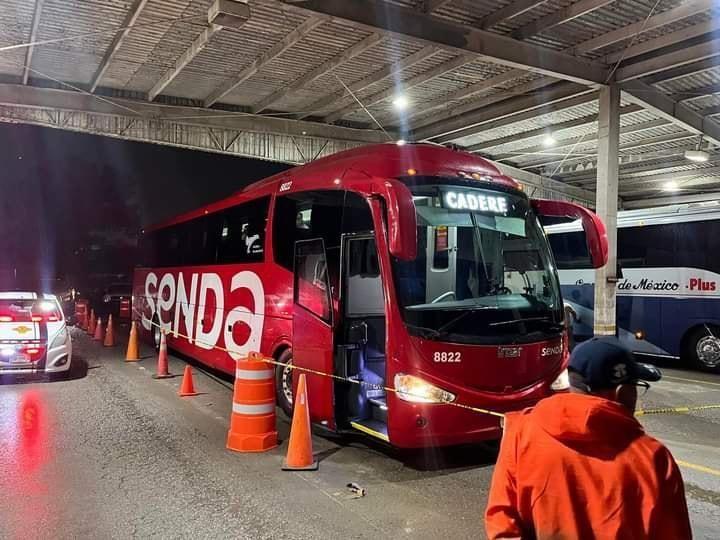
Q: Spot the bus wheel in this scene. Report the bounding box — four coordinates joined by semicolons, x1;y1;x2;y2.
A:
685;325;720;372
275;349;294;417
152;317;162;352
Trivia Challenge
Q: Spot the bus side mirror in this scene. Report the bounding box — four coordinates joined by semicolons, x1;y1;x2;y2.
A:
532;199;609;269
379;179;417;261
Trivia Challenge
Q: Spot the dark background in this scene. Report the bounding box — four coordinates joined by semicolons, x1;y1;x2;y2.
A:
0;124;289;289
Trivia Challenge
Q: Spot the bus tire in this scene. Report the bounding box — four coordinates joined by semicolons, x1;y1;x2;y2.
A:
152;316;162;352
275;348;294;417
683;325;720;373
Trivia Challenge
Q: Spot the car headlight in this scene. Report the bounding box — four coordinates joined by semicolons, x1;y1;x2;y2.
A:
394;374;456;404
551;368;570;391
50;327;68;349
103;294;111;303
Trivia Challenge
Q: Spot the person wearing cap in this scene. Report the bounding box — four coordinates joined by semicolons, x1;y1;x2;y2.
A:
485;336;692;540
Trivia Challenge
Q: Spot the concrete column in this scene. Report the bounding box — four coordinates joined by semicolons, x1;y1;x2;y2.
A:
594;84;620;336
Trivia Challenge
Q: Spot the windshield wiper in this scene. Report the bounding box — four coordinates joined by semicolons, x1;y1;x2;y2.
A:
406;305;495;340
489;316;563;331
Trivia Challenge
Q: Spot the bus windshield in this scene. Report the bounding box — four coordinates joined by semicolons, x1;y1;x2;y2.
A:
392;182;563;344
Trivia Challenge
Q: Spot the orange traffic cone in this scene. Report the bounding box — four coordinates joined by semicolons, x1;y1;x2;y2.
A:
178;366;199;397
152;331;173;379
125;321;140;362
103;315;115;347
282;373;317;470
87;310;96;335
93;317;103;341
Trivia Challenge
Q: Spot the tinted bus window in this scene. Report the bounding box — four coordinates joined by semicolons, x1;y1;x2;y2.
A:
548;231;592;269
618;224;676;268
273;191;345;270
675;219;720;274
216;197;269;264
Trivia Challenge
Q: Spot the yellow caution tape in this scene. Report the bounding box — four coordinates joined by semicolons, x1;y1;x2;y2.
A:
129;309;720;422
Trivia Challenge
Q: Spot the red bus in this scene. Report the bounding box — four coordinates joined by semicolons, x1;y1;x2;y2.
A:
133;143;607;448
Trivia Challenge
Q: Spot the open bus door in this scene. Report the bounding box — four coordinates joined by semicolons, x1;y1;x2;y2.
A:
292;238;336;429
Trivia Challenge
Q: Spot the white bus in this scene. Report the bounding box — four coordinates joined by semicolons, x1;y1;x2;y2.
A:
546;201;720;372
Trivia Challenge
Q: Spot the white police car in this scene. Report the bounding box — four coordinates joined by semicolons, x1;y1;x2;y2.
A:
0;292;72;376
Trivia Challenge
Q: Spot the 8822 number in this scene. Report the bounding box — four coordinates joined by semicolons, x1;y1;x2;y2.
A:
433;351;461;363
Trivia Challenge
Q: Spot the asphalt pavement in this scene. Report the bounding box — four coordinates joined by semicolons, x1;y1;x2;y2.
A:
1;326;718;539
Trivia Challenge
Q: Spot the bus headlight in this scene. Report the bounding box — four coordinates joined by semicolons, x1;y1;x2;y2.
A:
394;374;456;404
551;368;570;391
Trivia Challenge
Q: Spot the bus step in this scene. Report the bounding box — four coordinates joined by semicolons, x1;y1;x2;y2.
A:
368;397;387;424
350;419;389;443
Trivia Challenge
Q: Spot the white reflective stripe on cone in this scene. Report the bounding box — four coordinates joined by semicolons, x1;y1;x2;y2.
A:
235;369;274;380
232;402;275;415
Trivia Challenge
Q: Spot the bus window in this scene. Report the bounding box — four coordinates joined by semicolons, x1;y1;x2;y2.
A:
675;220;720;273
345;237;383;317
618;224;676;268
273;191;345;271
547;231;592;269
216;197;269;264
294;238;332;322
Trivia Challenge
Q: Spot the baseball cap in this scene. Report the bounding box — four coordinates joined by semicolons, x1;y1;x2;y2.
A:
569;336;662;391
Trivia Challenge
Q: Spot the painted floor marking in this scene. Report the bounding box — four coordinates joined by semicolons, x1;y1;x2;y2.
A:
676;460;720;478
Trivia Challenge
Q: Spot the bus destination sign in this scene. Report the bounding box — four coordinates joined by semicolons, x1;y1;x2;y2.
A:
442;190;508;214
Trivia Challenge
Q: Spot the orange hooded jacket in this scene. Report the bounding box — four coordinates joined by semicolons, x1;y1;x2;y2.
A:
485;393;692;540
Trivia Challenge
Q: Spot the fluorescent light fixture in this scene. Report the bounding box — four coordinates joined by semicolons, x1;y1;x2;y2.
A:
684;149;709;162
392;95;409;111
663;181;679;192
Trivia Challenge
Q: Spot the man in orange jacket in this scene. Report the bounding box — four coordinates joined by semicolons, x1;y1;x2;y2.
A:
485;336;692;540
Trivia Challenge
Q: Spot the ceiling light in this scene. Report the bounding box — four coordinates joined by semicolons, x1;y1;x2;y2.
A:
684;149;709;162
392;95;409;111
396;139;406;146
663;181;679;192
542;133;556;147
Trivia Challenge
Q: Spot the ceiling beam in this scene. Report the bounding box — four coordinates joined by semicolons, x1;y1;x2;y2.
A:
204;16;326;107
496;119;669;160
699;105;720;117
400;69;528;124
252;33;382;114
0;82;391;143
621;80;720;147
492;160;597;204
89;0;150;93
324;54;475;123
423;0;452;13
22;0;44;85
417;83;594;142
643;57;719;85
478;1;549;30
572;0;713;55
516;128;690;169
619;176;720;196
603;20;717;65
622;191;720;208
513;0;613;41
297;44;438;120
672;83;720;103
584;165;720;185
148;25;222;101
468;104;643;151
561;157;691;182
616;38;720;82
282;0;611;85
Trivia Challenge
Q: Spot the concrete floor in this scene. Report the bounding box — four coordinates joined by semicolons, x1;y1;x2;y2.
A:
1;326;718;539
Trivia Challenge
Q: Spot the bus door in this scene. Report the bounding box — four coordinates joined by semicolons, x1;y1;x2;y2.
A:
338;234;388;440
292;238;336;428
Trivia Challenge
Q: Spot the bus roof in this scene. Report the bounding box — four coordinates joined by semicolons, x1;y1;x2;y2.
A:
144;143;520;233
545;199;720;233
